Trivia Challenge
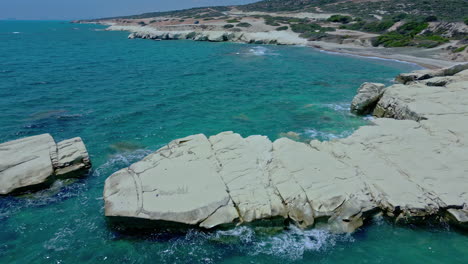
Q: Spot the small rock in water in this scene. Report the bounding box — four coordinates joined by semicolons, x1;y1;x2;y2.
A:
0;134;91;195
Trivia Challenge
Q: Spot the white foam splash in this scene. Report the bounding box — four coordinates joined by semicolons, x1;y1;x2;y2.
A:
210;225;353;260
212;226;255;243
303;128;353;140
251;226;336;259
324;103;351;112
43;227;75;252
12;32;21;34
247;46;278;56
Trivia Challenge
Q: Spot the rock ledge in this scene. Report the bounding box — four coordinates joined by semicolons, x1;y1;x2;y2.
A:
104;64;468;233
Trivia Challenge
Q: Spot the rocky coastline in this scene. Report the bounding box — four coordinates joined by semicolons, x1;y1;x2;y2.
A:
103;64;468;233
108;24;307;45
1;61;466;233
76;17;466;69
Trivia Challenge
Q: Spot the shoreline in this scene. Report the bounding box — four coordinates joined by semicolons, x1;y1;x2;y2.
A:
308;43;457;70
315;46;427;69
97;22;458;70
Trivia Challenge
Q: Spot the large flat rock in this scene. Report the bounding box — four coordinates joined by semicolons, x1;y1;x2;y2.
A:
0;134;91;195
104;66;468;232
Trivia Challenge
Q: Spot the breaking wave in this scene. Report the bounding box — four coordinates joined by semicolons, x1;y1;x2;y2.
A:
158;225;353;262
246;46;278;56
303;128;354;141
323;103;351;112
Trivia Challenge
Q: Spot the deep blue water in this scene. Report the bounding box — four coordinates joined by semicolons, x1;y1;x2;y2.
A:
0;21;467;264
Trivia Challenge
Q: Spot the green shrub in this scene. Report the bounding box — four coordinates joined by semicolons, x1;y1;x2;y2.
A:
454;45;467;53
265;19;280;26
276;26;289;31
339;20;394;33
373;31;448;48
361;20;395;33
186;32;197;39
465;17;468;25
299;32;329;41
236;22;252;27
328;15;353;24
391;13;408;22
223;24;234;29
287;18;306;23
396;21;429;36
372;32;412;47
291;23;323;33
419;34;449;42
414;34;449;48
226;19;240;23
424;16;438;22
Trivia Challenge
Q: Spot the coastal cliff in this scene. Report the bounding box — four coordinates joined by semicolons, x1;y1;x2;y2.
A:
108;24;307;45
103;64;468;233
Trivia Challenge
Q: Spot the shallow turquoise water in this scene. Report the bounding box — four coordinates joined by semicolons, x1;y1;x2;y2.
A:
0;21;466;263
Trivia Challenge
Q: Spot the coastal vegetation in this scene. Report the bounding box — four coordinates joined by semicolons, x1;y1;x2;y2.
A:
454;45;467;53
95;0;467;51
339;18;396;34
239;0;468;21
327;15;352;24
236;22;252;28
103;0;467;24
371;19;451;48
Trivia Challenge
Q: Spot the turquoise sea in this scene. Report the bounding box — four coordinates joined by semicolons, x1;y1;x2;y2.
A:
0;21;467;263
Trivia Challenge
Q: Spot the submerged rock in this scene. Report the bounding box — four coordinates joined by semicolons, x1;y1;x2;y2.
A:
104;68;468;233
0;134;91;195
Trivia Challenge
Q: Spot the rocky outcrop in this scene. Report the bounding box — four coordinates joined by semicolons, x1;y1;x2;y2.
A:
0;134;91;195
109;25;307;45
395;63;468;84
374;64;468;121
350;82;386;115
104;66;468;233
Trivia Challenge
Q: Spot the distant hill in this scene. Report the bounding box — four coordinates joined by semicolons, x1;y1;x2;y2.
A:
239;0;468;21
103;0;468;22
100;6;231;20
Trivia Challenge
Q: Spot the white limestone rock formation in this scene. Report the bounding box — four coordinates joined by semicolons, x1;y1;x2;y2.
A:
350;82;386;115
104;67;468;233
0;134;91;195
395;63;468;84
110;25;307;45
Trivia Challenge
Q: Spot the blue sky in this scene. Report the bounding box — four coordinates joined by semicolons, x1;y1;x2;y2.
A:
0;0;258;20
